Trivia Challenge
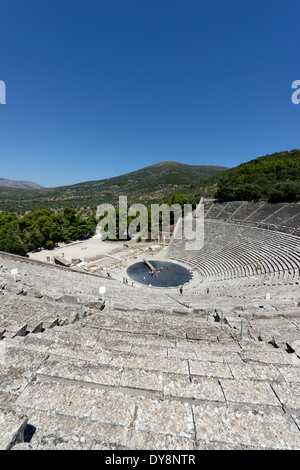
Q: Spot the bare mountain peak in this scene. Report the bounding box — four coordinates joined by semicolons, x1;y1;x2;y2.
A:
0;178;43;190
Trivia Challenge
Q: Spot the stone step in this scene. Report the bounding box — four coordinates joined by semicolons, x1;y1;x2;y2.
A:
13;379;300;450
0;407;28;450
11;409;133;450
192;402;300;450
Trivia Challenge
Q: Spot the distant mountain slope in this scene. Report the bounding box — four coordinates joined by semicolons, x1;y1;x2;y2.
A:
0;178;43;190
52;161;227;198
0;150;299;214
0;161;227;214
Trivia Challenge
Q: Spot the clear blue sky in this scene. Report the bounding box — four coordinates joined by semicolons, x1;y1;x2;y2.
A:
0;0;299;187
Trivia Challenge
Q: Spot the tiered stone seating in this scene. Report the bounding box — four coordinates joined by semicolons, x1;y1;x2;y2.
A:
217;201;244;220
0;218;300;450
265;204;300;226
244;203;284;223
1;309;299;450
228;202;259;222
262;204;292;225
204;201;300;234
284;213;300;230
204;201;225;219
168;218;300;284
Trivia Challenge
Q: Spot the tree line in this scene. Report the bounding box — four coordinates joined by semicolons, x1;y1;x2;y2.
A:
98;192;192;241
0;208;97;256
0;193;192;256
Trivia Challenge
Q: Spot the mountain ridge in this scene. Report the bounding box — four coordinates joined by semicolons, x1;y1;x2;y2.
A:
1;149;299;215
0;161;227;195
0;178;44;190
46;160;228;189
0;160;226;215
1;161;227;191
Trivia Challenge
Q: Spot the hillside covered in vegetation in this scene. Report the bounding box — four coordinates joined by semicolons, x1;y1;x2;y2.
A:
0;161;226;216
213;149;300;202
0;152;299;222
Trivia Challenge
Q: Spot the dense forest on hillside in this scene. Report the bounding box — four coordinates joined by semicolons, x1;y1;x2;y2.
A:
0;208;97;256
214;149;300;202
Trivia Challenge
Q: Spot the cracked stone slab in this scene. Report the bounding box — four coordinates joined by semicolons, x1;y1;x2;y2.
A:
189;360;233;379
240;341;270;352
43;327;99;347
191;350;242;364
4;344;48;369
110;353;189;375
14;335;53;353
130;344;168;358
240;349;293;366
48;341;100;362
97;340;132;353
16;409;130;450
164;376;225;403
277;364;300;383
220;379;280;407
191;340;242;353
162;325;189;339
229;362;283;382
271;382;300;411
120;368;163;393
134;396;194;438
173;339;207;351
37;355;121;388
167;347;198;360
0;366;36;396
193;403;300;449
16;381;137;427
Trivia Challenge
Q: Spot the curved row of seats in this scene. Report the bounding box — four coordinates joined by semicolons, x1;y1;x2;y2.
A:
203;201;300;234
168;218;300;284
1;244;300;449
